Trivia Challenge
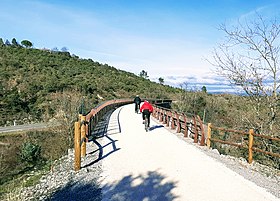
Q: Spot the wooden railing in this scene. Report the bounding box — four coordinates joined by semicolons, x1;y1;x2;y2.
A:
152;105;206;146
73;98;172;171
86;99;134;138
207;123;280;164
153;106;280;166
74;98;279;171
74;99;133;171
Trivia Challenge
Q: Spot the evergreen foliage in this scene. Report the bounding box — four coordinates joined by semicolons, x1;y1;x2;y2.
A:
21;40;33;48
0;38;180;126
21;142;41;164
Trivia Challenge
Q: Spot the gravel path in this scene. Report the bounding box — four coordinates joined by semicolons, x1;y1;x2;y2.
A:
17;104;279;201
98;104;279;201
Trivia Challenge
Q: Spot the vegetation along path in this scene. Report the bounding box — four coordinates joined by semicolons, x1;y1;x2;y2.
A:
92;104;279;201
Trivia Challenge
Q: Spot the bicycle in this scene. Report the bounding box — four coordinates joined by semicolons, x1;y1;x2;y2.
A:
144;115;149;132
135;104;140;114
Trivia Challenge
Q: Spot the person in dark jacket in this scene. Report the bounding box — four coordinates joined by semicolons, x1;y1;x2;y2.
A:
140;100;154;127
134;95;141;113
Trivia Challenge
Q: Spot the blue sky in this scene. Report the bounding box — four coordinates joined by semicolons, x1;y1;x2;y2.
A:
1;0;280;92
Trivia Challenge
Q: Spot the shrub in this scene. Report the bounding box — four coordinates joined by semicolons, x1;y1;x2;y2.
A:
20;142;41;164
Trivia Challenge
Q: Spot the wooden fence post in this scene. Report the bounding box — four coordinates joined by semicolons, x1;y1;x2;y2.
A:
207;123;211;148
166;111;170;127
160;109;163;122
74;121;81;171
193;116;198;143
197;115;205;146
176;112;181;133
183;114;188;137
248;129;254;164
81;115;86;157
156;108;159;119
171;112;175;129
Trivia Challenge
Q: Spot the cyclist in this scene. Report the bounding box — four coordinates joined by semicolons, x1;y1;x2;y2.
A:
140;100;154;128
134;95;141;113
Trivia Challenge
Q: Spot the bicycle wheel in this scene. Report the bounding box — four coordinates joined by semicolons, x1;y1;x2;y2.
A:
144;116;149;132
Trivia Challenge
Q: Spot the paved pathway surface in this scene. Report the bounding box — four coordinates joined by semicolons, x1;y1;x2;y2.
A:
0;123;50;134
91;104;279;201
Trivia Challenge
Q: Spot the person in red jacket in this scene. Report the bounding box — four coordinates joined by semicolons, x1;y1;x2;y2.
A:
140;100;154;128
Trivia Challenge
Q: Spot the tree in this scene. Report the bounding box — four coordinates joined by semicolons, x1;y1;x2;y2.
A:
50;90;83;148
139;70;149;79
21;40;33;48
5;39;10;46
52;47;59;52
11;38;19;46
0;38;4;46
201;86;207;93
61;47;68;52
210;14;280;135
158;77;164;85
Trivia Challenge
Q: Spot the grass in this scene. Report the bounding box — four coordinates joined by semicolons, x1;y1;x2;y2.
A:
0;128;70;200
0;169;45;200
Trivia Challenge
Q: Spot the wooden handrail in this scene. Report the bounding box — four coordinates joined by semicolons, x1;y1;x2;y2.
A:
74;98;171;171
207;123;280;164
75;98;279;170
74;98;133;171
152;105;205;146
153;105;279;165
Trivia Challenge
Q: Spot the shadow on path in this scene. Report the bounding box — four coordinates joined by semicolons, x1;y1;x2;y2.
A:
88;107;122;139
50;181;101;201
84;107;122;168
83;136;120;168
149;124;164;131
50;171;178;201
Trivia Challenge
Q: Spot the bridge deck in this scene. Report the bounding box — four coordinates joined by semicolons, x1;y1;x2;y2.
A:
86;104;278;201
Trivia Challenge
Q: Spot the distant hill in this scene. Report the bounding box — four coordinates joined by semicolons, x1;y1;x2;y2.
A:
0;41;180;126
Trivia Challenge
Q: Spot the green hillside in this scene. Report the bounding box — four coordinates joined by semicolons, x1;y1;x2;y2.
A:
0;40;180;126
0;40;279;198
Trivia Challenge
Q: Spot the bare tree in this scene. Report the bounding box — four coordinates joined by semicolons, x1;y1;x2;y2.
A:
50;90;83;148
211;14;280;135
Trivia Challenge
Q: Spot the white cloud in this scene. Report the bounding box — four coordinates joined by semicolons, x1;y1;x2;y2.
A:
150;73;244;94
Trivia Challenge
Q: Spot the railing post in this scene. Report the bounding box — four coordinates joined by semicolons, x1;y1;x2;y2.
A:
176;112;181;133
74;121;81;171
166;111;169;127
197;115;205;146
81;115;87;157
207;123;211;148
156;108;160;120
248;129;254;164
171;112;175;129
152;108;156;118
183;114;188;137
193;116;198;143
160;109;163;122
